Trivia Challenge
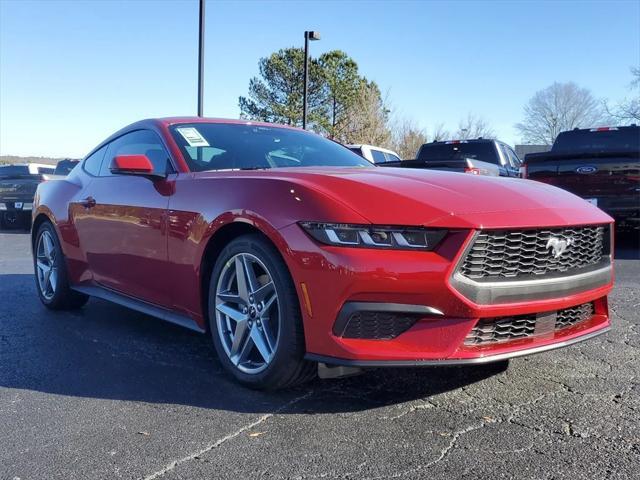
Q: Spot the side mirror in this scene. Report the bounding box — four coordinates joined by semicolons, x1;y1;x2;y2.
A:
110;155;164;179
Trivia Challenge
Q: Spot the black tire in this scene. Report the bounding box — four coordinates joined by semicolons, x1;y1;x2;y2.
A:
208;234;315;390
33;221;89;310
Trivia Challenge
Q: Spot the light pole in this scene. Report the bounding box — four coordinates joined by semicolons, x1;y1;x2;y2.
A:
303;30;320;129
197;0;205;117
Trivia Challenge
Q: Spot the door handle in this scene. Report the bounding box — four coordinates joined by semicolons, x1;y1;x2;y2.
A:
81;196;96;208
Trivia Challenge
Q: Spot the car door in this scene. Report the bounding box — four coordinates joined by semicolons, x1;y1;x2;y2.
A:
73;129;176;307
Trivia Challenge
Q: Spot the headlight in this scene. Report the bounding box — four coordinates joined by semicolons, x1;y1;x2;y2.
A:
0;203;6;210
299;222;447;250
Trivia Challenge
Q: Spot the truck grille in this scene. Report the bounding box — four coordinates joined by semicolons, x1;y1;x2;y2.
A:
459;226;607;279
464;303;594;346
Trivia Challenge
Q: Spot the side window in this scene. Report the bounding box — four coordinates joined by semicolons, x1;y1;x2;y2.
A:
384;152;401;162
83;145;108;176
371;149;387;164
101;130;173;177
497;144;511;166
507;148;521;167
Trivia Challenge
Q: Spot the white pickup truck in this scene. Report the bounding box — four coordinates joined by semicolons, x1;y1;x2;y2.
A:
347;144;403;164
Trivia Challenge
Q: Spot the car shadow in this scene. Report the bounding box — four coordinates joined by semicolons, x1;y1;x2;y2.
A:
0;273;502;414
615;230;640;260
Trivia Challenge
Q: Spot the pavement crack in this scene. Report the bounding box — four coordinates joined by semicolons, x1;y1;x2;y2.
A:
139;390;314;480
370;422;488;479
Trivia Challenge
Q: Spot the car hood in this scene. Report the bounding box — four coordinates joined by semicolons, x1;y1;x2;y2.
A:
192;167;612;229
263;167;612;229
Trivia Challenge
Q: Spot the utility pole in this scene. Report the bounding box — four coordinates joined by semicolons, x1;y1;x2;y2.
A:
197;0;205;116
302;31;320;129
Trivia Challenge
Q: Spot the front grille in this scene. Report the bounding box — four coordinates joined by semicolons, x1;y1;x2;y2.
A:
464;302;595;346
459;225;607;280
341;311;419;340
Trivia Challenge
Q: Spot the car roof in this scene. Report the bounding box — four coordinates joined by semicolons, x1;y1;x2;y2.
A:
83;117;310;163
428;138;495;144
156;117;302;131
560;125;638;134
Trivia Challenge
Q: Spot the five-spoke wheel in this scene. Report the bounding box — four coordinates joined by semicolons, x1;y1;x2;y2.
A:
33;221;88;310
36;230;58;300
209;234;314;389
215;253;280;374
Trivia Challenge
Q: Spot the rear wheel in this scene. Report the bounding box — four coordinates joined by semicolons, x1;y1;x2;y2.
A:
208;234;315;389
34;222;89;310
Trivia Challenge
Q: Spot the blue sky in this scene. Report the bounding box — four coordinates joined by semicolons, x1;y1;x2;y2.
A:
1;0;638;158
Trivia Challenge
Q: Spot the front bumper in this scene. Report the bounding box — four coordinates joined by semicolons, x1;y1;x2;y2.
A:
279;223;613;366
307;326;610;367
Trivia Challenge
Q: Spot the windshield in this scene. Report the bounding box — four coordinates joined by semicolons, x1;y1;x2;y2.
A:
0;165;31;177
170;123;372;172
553;128;640;153
417;142;499;164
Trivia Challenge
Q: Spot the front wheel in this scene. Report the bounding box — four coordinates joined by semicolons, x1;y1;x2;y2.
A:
208;234;315;389
34;221;89;310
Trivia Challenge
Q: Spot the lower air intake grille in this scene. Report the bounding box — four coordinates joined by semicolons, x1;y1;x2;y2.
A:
464;302;595;346
341;311;419;340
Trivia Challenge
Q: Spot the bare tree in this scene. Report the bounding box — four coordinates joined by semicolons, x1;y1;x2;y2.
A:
516;82;606;145
455;113;496;139
340;82;392;146
604;67;640;124
430;123;450;142
390;119;428;159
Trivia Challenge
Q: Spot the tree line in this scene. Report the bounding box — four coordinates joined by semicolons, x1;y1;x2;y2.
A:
239;48;639;157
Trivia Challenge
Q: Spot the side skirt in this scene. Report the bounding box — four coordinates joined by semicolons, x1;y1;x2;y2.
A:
73;284;206;333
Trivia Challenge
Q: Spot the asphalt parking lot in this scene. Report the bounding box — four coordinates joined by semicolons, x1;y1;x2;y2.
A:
1;230;639;480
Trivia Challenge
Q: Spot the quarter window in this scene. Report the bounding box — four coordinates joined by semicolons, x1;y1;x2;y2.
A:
83;145;108;176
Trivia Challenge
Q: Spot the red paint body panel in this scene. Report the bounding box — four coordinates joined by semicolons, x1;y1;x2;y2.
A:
32;117;614;365
113;154;155;173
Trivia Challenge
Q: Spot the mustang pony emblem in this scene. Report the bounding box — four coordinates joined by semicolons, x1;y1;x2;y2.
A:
546;236;573;258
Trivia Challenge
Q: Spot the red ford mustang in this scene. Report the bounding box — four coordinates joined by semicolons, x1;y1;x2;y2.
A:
32;118;614;389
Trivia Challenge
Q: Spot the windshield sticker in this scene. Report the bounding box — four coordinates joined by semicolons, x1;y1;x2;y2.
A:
176;127;210;147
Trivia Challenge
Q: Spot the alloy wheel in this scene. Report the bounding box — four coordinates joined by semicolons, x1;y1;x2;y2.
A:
36;230;58;301
215;253;280;374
